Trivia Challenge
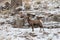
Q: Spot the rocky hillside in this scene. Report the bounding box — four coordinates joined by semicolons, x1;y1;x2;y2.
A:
0;0;60;40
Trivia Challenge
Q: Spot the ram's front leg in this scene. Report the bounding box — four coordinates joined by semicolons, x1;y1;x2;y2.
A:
32;24;34;32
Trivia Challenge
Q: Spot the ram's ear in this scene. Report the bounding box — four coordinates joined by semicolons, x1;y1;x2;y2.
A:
37;16;44;19
48;14;53;17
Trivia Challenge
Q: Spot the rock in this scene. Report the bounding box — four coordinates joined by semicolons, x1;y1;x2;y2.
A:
29;32;37;37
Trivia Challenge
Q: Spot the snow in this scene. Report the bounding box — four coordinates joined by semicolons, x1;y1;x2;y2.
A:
0;0;60;40
0;23;60;40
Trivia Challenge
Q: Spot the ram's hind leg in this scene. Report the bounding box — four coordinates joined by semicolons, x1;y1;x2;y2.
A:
39;25;41;32
39;23;43;32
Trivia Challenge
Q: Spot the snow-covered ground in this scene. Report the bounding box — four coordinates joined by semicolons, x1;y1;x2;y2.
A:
0;25;60;40
0;14;59;40
0;0;60;40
